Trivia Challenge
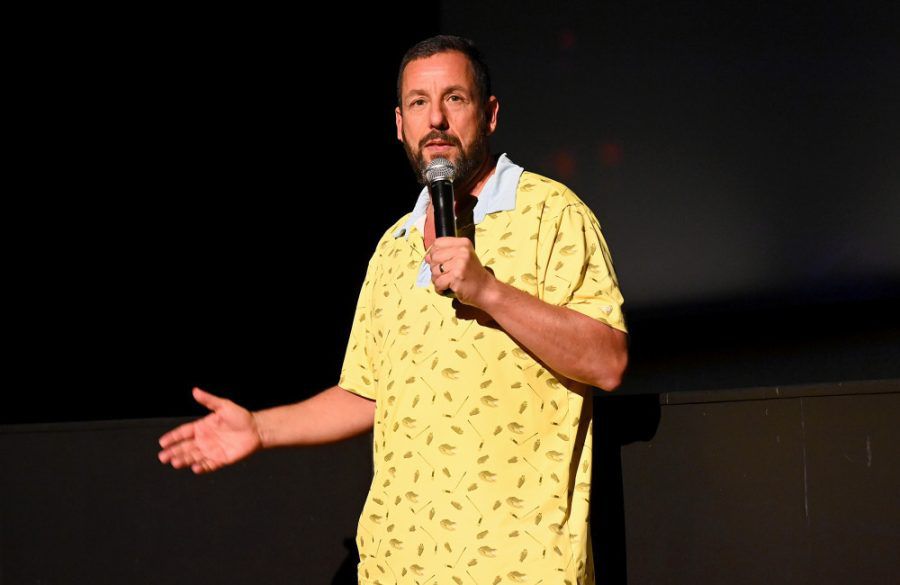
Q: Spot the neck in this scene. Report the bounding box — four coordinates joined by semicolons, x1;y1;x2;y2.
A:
457;153;498;198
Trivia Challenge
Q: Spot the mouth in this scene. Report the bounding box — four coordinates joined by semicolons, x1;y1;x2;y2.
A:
425;142;455;152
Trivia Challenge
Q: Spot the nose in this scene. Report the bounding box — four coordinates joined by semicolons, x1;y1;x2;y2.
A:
428;100;449;131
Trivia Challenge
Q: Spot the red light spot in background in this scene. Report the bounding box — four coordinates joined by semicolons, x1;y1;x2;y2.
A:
559;30;577;51
550;150;577;180
599;141;624;167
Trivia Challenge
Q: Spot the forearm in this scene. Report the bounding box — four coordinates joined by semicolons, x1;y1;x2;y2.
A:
253;385;376;448
477;279;628;391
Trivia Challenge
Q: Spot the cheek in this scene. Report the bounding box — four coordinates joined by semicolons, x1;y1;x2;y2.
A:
455;116;481;141
405;121;427;143
400;125;418;149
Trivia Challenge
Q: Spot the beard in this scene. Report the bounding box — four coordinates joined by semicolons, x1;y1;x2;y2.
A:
402;120;491;190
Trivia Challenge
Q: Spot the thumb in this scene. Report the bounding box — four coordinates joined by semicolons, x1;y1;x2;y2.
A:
192;387;227;412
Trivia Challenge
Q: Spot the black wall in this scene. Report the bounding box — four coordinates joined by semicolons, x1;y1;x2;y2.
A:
10;8;440;424
10;3;898;425
3;380;897;584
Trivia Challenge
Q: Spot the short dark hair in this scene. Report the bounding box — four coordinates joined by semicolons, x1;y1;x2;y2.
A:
396;35;492;108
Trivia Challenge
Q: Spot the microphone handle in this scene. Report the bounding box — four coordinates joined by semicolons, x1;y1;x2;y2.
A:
431;179;456;238
429;179;456;298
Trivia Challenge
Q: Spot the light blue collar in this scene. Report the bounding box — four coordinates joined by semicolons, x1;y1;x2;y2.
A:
392;153;524;239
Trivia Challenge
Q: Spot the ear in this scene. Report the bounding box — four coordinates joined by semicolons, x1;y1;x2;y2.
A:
395;105;403;142
485;96;499;136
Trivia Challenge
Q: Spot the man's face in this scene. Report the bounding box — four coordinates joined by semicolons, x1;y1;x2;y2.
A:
395;51;499;187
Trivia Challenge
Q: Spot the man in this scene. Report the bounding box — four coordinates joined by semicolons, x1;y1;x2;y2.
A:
159;35;627;585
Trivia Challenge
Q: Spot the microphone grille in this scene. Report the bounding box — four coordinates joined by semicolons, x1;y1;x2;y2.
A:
425;157;456;184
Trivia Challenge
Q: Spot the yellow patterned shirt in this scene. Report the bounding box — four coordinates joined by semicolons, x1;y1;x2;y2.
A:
339;154;626;585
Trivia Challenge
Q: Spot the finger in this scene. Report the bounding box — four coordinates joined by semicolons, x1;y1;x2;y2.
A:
427;247;455;265
169;454;188;469
158;421;195;448
158;440;194;464
192;387;227;412
433;258;455;275
427;241;456;260
188;447;207;465
168;447;204;469
172;455;195;470
434;236;471;250
432;236;458;248
433;273;453;293
192;460;213;475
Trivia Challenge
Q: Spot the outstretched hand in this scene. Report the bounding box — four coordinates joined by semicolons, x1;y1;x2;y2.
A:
157;387;262;474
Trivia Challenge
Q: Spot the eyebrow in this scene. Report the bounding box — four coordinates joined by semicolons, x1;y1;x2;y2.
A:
403;85;472;101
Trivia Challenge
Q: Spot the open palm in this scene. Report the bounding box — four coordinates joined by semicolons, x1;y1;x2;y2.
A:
158;387;261;474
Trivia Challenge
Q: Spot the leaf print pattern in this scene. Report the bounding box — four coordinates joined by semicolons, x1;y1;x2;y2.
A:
338;170;625;585
478;546;497;558
478;470;498;482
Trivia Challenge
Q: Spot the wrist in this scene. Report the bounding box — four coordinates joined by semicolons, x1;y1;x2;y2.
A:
251;410;267;450
473;269;503;311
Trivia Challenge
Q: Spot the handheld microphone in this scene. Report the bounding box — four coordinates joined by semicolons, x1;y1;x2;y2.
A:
426;157;456;238
425;157;456;298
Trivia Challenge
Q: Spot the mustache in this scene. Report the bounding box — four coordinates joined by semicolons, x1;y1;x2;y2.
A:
419;131;462;150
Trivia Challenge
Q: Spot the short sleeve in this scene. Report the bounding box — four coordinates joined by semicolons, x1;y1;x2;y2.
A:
537;202;627;333
338;251;381;400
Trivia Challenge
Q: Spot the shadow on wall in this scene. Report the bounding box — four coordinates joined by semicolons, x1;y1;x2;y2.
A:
332;538;359;584
593;392;661;585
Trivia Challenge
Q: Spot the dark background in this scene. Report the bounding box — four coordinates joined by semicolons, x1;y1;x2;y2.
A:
8;1;898;424
4;5;898;585
3;382;897;585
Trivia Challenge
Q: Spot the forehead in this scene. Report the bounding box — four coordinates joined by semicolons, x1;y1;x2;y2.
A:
400;51;476;96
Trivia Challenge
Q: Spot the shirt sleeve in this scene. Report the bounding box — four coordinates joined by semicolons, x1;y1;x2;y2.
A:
338;250;381;400
537;201;627;333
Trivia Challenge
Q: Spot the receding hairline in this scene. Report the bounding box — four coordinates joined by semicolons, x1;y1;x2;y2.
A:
396;35;492;107
398;53;481;105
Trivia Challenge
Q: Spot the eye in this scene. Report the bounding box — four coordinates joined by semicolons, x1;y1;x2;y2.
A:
409;98;426;108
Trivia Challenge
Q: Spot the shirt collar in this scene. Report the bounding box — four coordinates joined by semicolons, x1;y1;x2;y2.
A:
392;153;524;239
